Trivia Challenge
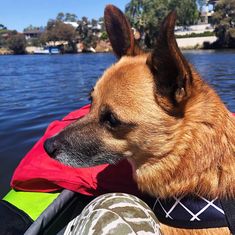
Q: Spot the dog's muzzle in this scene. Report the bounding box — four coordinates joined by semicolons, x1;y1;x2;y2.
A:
44;137;57;158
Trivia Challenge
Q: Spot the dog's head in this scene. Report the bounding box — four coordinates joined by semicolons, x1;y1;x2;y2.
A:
44;5;197;170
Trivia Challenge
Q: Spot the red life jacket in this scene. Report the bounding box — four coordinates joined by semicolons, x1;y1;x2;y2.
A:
11;105;140;197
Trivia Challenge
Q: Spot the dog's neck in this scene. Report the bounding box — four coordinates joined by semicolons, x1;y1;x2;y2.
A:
135;74;235;199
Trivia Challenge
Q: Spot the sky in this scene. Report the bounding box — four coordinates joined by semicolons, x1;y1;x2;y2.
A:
0;0;129;32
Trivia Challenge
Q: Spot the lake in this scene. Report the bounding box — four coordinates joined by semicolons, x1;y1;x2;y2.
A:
0;51;234;198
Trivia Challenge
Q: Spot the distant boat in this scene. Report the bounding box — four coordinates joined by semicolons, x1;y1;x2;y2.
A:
33;46;60;55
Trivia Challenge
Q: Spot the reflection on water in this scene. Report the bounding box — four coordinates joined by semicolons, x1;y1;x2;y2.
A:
0;51;234;197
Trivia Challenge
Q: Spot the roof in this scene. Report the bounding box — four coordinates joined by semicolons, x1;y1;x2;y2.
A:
23;29;44;35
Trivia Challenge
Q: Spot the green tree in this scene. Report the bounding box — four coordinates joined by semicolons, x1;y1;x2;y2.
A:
125;0;199;47
0;24;8;47
98;17;105;31
81;16;88;24
168;0;199;26
77;17;89;40
211;0;235;48
91;19;98;27
42;20;76;43
23;25;40;32
7;34;26;54
0;24;7;30
76;17;98;49
100;31;108;40
64;13;77;22
125;0;169;47
56;12;65;21
41;20;77;52
125;0;144;25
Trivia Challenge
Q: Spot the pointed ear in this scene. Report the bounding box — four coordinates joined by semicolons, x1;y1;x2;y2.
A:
104;4;143;58
147;11;193;112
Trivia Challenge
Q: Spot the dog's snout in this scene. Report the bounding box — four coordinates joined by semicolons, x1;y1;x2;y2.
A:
44;137;57;158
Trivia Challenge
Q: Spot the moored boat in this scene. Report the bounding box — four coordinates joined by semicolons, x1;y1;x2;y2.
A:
33;46;60;55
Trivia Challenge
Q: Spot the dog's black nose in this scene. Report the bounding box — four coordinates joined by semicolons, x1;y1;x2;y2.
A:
44;137;57;158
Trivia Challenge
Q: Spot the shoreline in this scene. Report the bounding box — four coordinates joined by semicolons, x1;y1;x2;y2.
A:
1;48;235;56
1;36;233;55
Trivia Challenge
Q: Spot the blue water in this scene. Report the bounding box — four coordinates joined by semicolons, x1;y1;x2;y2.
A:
0;51;234;197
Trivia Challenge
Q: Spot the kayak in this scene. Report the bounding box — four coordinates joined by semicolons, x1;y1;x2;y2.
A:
1;189;95;234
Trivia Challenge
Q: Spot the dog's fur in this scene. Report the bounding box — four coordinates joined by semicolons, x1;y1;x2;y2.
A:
44;5;235;234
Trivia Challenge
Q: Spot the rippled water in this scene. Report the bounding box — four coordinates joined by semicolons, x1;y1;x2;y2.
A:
0;51;234;197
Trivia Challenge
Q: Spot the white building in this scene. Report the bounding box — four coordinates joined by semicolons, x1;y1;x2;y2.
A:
64;22;79;28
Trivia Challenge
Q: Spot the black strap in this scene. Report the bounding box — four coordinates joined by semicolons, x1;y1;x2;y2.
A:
0;200;33;235
221;199;235;234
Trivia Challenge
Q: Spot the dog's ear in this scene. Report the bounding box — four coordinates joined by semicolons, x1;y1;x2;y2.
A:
104;4;143;58
147;11;193;113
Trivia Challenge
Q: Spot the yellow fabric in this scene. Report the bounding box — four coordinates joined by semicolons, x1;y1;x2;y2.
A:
3;189;60;220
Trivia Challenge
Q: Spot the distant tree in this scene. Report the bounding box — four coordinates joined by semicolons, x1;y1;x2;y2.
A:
125;0;169;46
91;19;98;27
0;24;7;30
0;32;7;47
23;25;40;32
81;16;88;24
43;20;76;42
77;17;89;40
125;0;147;29
56;12;65;21
40;13;107;52
100;31;108;40
11;30;18;35
125;0;143;22
211;0;235;48
7;34;26;54
41;20;77;52
168;0;199;26
0;24;8;46
126;0;162;47
45;20;54;32
125;0;199;47
98;17;105;31
65;13;78;22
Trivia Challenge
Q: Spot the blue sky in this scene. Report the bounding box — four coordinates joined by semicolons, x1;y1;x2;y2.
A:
0;0;129;32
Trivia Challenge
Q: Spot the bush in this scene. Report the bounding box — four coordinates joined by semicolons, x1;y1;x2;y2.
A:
176;31;215;38
100;32;108;40
211;0;235;48
7;34;26;54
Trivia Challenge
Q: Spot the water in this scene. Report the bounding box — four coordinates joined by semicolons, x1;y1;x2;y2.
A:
0;51;234;198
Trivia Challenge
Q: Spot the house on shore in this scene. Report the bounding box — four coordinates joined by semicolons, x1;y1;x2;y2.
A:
23;28;44;40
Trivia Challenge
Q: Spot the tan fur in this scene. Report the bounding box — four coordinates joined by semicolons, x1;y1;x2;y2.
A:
91;54;235;234
92;7;235;234
135;68;235;199
93;55;235;200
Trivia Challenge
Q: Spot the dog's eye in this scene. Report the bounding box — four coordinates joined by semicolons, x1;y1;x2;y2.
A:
102;112;121;128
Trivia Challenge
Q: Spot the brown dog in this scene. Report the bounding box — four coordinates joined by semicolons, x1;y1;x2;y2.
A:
44;5;235;234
